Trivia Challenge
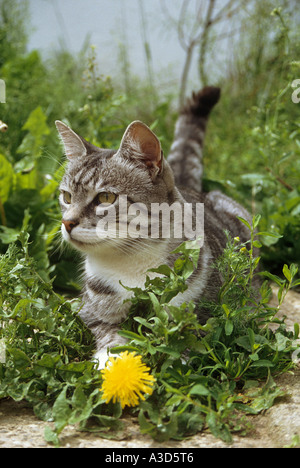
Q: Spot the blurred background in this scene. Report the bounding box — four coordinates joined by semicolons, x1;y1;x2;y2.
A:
26;0;245;93
0;0;300;291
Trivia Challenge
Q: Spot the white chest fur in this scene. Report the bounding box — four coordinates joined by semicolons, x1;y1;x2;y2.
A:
85;240;169;296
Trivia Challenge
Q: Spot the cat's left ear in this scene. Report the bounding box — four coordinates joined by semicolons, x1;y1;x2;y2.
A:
55;120;87;159
119;121;163;179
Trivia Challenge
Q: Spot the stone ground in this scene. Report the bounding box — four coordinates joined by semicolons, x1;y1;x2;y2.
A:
0;285;299;448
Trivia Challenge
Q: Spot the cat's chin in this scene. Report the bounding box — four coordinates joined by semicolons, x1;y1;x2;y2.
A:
67;237;108;254
69;235;129;257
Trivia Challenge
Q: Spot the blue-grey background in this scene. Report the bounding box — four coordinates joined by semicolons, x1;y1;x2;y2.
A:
27;0;235;92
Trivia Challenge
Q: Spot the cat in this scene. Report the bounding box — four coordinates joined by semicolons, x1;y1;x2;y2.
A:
56;86;252;368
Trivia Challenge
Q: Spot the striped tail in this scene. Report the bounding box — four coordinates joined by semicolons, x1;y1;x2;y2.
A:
168;86;220;193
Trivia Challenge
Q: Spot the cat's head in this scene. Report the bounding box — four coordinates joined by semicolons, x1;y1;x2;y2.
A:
56;120;176;255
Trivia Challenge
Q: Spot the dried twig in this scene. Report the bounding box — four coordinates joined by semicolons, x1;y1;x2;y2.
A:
161;0;246;108
265;167;294;191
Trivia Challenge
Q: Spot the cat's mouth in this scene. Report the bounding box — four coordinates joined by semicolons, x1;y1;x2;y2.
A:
67;236;110;254
68;235;106;247
62;224;106;247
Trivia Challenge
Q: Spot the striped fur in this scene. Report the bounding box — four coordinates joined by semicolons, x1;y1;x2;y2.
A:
168;87;220;192
56;87;253;368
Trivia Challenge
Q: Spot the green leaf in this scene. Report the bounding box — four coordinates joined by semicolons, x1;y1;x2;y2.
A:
250;360;274;368
250;385;285;413
0;153;14;203
52;386;72;434
69;386;94;424
282;264;292;283
253;240;262;248
34;354;61;369
117;330;146;341
8;348;31;368
148;291;161;314
256;231;283;239
138;410;155;435
290;264;299;280
225;319;234;336
148;264;173;277
274;333;289;352
206;412;232;443
237;216;251;230
109;345;140;353
222;304;230;317
22;106;50;139
189;384;210;396
294;323;299;340
235;336;251;352
248;328;255;350
134;316;154;329
44;426;60;447
0;226;20;244
155;345;180;358
259;271;284;286
253;214;261;229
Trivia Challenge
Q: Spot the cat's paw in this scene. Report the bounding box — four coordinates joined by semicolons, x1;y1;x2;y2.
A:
93;349;110;369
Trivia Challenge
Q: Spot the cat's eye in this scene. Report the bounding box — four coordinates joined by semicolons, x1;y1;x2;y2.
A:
96;192;117;206
62;191;72;204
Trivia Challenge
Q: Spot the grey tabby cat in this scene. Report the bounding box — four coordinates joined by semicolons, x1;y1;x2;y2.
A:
56;86;252;368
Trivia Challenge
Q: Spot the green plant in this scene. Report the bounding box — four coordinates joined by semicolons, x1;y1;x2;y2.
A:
113;216;299;442
0;216;299;445
0;220;123;445
201;5;300;279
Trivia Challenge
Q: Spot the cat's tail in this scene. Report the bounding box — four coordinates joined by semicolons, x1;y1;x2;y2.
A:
168;86;220;193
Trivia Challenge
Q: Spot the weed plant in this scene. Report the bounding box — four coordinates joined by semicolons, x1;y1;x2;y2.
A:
0;215;299;445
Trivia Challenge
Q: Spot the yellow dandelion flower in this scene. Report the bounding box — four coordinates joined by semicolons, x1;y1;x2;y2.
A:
100;351;156;409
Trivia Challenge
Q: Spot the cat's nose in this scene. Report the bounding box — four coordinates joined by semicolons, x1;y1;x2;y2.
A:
62;219;79;234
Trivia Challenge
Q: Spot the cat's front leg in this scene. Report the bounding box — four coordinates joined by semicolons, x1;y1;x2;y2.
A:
79;287;131;368
90;320;127;369
93;349;111;370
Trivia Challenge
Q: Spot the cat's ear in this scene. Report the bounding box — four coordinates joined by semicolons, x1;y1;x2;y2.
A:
119;121;163;178
55;120;87;159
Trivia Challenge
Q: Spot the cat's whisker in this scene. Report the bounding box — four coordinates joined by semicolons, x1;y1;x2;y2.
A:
42;149;65;169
